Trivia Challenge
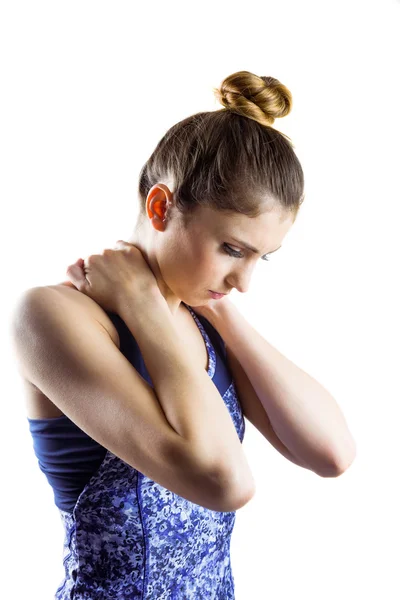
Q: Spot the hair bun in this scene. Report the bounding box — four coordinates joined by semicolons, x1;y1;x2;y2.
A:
213;70;293;127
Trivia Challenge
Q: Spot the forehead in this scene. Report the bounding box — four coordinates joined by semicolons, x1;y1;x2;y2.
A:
188;204;294;252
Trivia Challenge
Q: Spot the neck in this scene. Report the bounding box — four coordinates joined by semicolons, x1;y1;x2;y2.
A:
127;227;183;317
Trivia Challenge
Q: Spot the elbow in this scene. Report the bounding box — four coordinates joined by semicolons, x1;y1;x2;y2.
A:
217;483;255;512
334;450;357;477
318;445;357;478
216;466;256;512
334;436;357;476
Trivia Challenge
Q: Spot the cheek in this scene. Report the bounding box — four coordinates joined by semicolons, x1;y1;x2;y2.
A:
195;254;222;282
165;242;222;286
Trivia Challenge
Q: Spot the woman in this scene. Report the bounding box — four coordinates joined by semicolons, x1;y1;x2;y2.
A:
12;70;356;599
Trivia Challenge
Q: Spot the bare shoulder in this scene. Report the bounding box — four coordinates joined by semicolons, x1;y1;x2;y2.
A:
35;280;120;349
12;281;120;420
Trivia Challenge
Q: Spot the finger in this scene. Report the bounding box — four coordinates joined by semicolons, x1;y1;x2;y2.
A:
115;239;133;248
66;259;86;286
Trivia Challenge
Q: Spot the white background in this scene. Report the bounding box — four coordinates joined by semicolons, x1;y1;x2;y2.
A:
1;1;399;598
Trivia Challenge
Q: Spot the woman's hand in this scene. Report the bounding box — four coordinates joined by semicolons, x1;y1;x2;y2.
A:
65;240;163;314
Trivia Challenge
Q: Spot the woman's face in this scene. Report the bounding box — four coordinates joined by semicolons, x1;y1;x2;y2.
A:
129;184;294;315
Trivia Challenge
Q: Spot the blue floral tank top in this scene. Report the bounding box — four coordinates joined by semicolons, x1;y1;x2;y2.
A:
27;303;246;599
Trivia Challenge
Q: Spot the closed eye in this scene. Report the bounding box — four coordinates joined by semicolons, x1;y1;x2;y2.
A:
223;243;270;261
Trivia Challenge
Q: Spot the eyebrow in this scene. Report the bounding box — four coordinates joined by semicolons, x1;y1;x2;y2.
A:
231;237;282;255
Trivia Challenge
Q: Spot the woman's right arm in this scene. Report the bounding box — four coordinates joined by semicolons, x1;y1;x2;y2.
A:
116;294;256;509
10;286;254;512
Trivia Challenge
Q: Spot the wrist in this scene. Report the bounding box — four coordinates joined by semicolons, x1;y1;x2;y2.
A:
116;287;169;319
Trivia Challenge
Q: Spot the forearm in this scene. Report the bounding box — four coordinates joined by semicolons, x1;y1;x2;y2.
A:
207;300;356;474
118;297;255;490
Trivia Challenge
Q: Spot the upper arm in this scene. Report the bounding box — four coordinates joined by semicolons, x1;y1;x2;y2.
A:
11;286;239;511
225;344;312;471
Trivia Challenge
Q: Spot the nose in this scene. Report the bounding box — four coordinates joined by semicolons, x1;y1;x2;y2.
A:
226;264;255;294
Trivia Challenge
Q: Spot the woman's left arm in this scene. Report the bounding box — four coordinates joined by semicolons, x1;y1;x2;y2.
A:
191;298;356;475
